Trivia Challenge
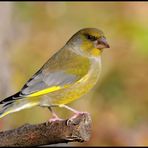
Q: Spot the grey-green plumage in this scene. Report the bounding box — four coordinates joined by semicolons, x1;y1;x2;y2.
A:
0;28;109;118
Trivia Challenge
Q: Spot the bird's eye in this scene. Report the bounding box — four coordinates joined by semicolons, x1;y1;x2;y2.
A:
85;34;97;41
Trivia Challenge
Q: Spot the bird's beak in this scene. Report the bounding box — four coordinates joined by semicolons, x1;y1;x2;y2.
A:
95;37;110;49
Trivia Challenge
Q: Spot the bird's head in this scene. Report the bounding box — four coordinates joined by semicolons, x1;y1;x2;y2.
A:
67;28;110;57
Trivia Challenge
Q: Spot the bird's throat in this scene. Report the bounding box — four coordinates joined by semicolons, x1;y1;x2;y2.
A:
90;48;102;56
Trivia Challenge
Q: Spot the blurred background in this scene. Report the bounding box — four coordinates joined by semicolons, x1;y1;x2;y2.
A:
0;2;148;146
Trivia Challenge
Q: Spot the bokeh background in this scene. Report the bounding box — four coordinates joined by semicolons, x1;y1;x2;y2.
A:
0;2;148;146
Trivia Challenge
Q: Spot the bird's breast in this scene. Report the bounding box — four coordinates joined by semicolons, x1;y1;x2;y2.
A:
48;56;102;105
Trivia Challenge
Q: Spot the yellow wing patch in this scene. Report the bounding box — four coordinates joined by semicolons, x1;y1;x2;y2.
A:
28;84;72;97
28;86;61;97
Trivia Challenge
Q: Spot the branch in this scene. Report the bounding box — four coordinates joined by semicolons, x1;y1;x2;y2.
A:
0;113;92;147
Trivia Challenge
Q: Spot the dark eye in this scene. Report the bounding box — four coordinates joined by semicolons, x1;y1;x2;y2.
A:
85;34;97;41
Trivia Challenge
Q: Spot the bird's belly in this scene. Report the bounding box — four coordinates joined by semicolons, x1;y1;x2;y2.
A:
47;58;101;105
49;77;98;105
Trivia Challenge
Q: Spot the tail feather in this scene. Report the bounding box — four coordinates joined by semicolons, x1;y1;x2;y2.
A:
0;93;39;118
0;93;21;118
0;102;14;118
0;92;21;104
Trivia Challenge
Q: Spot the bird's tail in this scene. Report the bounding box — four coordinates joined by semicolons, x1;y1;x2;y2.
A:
0;92;39;119
0;92;22;118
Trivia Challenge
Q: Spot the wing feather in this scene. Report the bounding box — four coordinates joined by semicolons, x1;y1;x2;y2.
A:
21;70;78;96
20;48;89;97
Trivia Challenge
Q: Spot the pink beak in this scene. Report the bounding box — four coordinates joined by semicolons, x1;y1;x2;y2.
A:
95;37;110;49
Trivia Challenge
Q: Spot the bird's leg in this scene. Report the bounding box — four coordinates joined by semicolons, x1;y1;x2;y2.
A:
59;104;89;125
40;96;63;123
47;107;63;122
59;104;79;114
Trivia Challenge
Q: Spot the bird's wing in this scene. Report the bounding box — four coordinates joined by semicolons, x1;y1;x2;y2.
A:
19;48;89;98
20;68;79;97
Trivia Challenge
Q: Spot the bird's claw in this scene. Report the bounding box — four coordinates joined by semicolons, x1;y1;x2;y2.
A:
66;112;89;126
46;117;64;126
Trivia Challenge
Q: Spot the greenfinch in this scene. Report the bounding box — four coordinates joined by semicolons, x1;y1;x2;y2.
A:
0;28;109;119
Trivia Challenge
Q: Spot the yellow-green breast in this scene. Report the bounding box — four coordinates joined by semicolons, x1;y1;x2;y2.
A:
48;56;102;105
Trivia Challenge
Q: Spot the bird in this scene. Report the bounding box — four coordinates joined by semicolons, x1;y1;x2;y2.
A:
0;28;110;120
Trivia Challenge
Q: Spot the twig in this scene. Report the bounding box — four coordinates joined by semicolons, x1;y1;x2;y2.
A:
0;113;92;147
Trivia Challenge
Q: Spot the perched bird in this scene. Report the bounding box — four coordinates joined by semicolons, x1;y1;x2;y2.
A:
0;28;110;120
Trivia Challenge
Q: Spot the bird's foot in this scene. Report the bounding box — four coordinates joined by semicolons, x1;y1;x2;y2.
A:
48;116;63;122
58;104;90;126
47;106;63;122
46;116;64;126
46;108;64;125
66;112;90;126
